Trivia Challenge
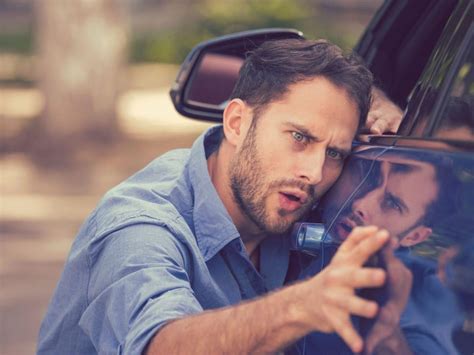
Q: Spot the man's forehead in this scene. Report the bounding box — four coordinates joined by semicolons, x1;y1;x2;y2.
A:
385;160;439;204
355;152;435;171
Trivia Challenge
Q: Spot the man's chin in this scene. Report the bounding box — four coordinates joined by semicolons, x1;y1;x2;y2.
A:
260;203;313;235
263;214;299;235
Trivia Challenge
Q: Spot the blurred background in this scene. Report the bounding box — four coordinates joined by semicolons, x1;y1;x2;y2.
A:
0;0;382;353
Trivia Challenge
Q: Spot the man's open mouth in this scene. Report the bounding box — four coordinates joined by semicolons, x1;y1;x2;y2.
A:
278;190;309;212
279;189;308;204
339;221;353;233
334;216;359;240
281;192;301;202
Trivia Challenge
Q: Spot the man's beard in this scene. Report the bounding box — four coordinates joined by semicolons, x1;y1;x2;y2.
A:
328;203;423;242
228;122;316;235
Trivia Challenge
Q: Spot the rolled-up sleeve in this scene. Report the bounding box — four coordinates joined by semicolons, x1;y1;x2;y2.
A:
78;223;203;355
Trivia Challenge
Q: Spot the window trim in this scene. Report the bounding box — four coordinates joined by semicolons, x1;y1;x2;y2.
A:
424;23;474;137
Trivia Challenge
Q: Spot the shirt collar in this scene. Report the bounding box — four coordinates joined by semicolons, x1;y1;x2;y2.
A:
188;126;240;261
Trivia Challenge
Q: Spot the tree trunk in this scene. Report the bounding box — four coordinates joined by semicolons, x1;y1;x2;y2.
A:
35;0;128;145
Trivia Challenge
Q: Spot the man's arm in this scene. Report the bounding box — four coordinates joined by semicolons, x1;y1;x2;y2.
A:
146;227;390;354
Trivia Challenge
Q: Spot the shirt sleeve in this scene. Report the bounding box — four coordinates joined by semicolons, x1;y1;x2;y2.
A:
78;222;203;355
403;327;451;355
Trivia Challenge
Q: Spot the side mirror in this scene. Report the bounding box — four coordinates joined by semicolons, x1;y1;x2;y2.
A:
170;28;304;122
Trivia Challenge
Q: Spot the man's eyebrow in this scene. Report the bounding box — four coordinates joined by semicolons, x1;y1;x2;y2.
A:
284;122;317;140
284;121;352;156
390;162;417;174
386;163;416;213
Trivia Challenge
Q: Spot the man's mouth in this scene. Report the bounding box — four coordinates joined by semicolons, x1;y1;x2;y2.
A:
334;216;359;240
278;190;309;212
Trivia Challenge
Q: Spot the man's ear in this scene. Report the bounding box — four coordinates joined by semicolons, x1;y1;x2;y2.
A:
399;226;432;247
223;99;250;147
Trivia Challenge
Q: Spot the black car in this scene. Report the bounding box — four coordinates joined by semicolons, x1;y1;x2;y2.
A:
170;0;473;353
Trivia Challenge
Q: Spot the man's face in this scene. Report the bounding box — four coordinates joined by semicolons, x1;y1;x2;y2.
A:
229;77;359;234
327;156;439;245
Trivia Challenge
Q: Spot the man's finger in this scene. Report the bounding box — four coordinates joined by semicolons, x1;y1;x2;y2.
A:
337;226;379;254
327;291;380;318
328;267;386;289
349;229;390;266
331;313;364;353
369;117;388;135
365;112;377;126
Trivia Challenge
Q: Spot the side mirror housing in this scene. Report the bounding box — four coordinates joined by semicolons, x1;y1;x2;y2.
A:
170;28;304;121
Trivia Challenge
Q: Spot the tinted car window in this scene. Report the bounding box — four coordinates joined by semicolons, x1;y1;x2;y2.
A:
432;40;473;141
398;0;473;138
355;0;458;109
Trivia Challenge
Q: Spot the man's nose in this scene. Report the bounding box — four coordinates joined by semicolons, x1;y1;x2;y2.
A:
297;151;324;185
352;188;380;223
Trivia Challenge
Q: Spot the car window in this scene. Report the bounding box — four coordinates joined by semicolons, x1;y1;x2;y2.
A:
308;145;474;354
397;0;473;138
432;40;473;141
356;0;458;109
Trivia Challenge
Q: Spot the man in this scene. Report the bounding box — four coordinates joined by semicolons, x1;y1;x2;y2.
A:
38;39;398;354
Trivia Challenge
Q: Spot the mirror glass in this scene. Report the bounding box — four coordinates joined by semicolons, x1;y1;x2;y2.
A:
184;52;244;109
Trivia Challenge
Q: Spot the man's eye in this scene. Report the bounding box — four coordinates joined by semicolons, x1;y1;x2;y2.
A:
326;149;343;160
384;196;403;213
291;131;308;144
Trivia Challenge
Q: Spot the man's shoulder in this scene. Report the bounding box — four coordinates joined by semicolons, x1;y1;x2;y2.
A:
143;147;192;177
84;147;195;241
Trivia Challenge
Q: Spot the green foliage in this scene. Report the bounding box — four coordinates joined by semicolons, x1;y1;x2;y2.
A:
197;0;310;35
0;2;361;64
0;29;33;54
130;0;358;63
130;30;212;64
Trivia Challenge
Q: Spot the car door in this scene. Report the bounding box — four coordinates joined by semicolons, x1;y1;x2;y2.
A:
306;1;473;353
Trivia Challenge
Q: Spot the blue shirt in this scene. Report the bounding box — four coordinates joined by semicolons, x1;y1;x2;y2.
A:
37;126;291;355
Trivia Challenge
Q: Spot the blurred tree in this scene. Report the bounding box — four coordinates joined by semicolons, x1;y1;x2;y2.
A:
198;0;310;34
128;0;369;64
34;0;128;153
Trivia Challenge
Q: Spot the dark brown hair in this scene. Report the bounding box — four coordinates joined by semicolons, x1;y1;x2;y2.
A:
230;39;373;127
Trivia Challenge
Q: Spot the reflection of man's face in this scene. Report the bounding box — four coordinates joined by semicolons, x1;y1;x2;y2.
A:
328;157;439;247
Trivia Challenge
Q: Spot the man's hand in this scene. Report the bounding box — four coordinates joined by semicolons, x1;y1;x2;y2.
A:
365;87;403;135
300;226;390;353
364;238;413;355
